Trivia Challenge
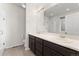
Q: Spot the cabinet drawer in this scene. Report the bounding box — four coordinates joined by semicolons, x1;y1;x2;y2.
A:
43;46;61;56
29;35;35;39
44;40;78;56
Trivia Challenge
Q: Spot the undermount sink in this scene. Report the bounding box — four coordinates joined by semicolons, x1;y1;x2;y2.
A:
59;36;73;43
60;35;66;38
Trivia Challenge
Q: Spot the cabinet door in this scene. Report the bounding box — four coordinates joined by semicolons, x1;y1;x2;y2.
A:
35;50;42;56
43;46;61;56
44;40;79;56
36;42;42;52
29;35;35;54
35;37;43;56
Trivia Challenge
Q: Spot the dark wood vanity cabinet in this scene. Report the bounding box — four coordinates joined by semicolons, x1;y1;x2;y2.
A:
35;37;43;56
29;34;79;56
43;46;61;56
29;35;36;54
43;40;79;56
29;35;43;56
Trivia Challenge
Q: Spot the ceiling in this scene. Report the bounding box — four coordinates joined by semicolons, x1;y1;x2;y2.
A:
30;3;56;12
15;3;57;11
45;3;79;17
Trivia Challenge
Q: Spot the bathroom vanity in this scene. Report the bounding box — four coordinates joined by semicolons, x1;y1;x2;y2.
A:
29;33;79;56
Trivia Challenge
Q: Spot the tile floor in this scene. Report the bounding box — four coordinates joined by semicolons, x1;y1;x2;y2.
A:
3;45;35;56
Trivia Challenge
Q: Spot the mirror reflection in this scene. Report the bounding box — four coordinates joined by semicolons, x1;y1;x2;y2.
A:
44;3;79;36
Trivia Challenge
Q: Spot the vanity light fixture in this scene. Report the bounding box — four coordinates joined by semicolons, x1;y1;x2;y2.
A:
22;4;26;8
33;6;46;15
37;7;45;12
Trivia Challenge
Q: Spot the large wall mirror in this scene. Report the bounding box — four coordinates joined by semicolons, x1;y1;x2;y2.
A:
44;3;79;36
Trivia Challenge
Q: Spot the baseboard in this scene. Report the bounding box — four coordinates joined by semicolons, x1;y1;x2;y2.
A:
25;47;30;50
5;43;24;49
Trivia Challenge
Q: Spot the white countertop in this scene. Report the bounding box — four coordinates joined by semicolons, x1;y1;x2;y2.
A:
29;33;79;51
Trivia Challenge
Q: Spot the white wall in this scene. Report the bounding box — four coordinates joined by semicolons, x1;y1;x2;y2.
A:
65;12;79;35
46;16;61;33
25;4;48;50
0;4;26;48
